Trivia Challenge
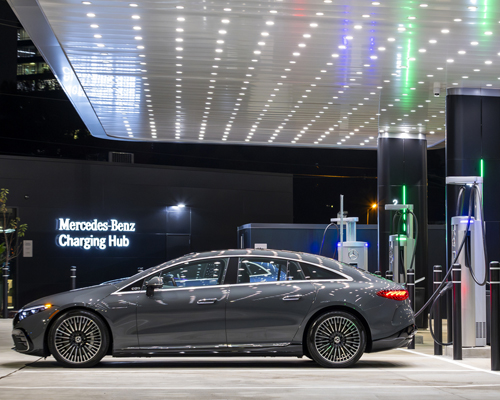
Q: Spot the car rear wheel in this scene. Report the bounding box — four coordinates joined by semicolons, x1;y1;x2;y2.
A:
307;311;366;368
48;310;109;368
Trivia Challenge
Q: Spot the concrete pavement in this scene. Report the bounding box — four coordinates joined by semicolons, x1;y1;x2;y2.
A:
1;318;499;399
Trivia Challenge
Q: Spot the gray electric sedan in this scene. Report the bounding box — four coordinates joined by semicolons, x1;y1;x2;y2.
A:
12;249;415;368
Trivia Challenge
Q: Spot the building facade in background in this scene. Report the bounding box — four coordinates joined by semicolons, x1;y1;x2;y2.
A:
16;28;61;92
0;155;293;310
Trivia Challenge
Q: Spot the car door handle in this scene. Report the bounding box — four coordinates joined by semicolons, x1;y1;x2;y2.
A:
282;295;303;301
197;298;218;305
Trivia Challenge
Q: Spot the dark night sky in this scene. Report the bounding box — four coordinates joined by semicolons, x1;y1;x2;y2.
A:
0;0;445;224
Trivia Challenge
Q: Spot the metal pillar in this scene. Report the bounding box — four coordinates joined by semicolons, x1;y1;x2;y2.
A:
377;134;429;327
446;89;500;266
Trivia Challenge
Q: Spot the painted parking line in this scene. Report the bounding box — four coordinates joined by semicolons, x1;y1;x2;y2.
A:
399;349;500;376
17;368;480;373
1;384;500;390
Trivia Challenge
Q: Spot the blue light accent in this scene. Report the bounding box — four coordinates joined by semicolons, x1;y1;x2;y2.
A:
365;243;369;247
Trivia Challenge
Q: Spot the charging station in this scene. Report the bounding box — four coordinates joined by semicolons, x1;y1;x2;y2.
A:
447;176;487;348
331;217;368;270
385;204;416;284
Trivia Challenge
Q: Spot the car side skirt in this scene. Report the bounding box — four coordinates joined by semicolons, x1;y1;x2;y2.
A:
113;344;303;357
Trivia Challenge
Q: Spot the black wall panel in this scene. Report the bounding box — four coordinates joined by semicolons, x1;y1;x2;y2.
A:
0;156;293;307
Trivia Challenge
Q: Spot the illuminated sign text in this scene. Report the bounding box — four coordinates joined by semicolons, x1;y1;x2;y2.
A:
56;218;135;250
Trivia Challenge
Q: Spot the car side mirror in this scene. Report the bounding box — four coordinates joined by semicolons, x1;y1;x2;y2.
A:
146;276;163;297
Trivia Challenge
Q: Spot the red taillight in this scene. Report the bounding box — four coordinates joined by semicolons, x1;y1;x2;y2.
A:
377;289;409;301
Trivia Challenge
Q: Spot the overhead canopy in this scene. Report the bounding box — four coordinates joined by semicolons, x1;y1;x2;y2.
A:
9;0;499;149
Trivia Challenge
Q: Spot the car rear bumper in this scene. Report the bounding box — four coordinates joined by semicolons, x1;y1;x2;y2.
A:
369;324;417;353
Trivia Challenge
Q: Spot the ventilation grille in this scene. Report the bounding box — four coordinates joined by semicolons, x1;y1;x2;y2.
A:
109;152;134;164
476;321;486;339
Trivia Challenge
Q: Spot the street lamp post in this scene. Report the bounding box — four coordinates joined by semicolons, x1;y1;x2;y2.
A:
367;204;377;224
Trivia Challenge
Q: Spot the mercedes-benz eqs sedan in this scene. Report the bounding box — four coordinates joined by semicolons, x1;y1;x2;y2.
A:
12;249;415;368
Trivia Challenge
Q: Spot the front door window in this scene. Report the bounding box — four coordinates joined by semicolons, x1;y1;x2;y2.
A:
158;258;227;288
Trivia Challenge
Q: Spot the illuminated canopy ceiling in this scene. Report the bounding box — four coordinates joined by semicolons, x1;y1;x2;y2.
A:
8;0;500;149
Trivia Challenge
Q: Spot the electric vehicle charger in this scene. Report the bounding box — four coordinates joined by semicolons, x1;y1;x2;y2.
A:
391;209;418;283
418;183;489;347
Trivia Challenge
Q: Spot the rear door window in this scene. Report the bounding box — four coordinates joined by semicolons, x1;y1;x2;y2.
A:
237;258;287;283
299;262;346;280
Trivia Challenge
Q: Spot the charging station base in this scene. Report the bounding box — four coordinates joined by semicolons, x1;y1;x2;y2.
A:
443;345;491;358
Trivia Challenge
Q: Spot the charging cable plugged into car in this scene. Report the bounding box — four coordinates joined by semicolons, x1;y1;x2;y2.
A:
412;177;491;358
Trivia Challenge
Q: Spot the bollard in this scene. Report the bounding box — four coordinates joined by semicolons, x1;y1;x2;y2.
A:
2;264;9;319
407;268;415;349
385;270;394;281
452;263;462;360
70;266;76;290
433;265;443;355
375;271;382;276
447;267;453;343
491;261;500;371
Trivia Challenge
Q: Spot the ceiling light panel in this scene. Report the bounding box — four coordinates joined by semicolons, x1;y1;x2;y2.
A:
22;0;500;148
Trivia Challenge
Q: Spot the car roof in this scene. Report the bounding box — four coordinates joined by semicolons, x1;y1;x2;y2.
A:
114;248;375;290
162;249;346;271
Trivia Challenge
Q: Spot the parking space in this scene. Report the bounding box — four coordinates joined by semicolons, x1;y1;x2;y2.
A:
1;319;499;399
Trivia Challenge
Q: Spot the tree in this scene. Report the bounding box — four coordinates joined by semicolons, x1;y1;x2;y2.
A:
0;189;27;318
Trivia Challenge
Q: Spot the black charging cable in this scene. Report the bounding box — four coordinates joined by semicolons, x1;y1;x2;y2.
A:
319;223;340;259
428;282;453;346
415;186;475;319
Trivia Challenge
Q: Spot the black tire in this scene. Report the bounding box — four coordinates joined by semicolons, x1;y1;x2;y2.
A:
307;311;366;368
48;309;109;368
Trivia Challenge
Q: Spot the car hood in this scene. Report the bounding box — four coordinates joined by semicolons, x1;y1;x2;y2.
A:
20;283;119;311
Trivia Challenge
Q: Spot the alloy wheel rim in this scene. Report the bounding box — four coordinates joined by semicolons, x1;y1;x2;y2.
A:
54;315;102;363
315;316;361;363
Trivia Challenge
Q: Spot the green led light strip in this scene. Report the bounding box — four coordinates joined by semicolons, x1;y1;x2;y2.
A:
402;185;407;232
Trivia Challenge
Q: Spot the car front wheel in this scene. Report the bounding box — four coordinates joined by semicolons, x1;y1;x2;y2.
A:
48;310;109;368
307;311;366;368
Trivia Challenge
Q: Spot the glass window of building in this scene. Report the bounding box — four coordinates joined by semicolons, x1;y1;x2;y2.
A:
17;46;38;58
17;29;30;41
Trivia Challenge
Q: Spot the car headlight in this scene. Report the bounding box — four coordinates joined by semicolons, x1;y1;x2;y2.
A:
17;304;52;321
